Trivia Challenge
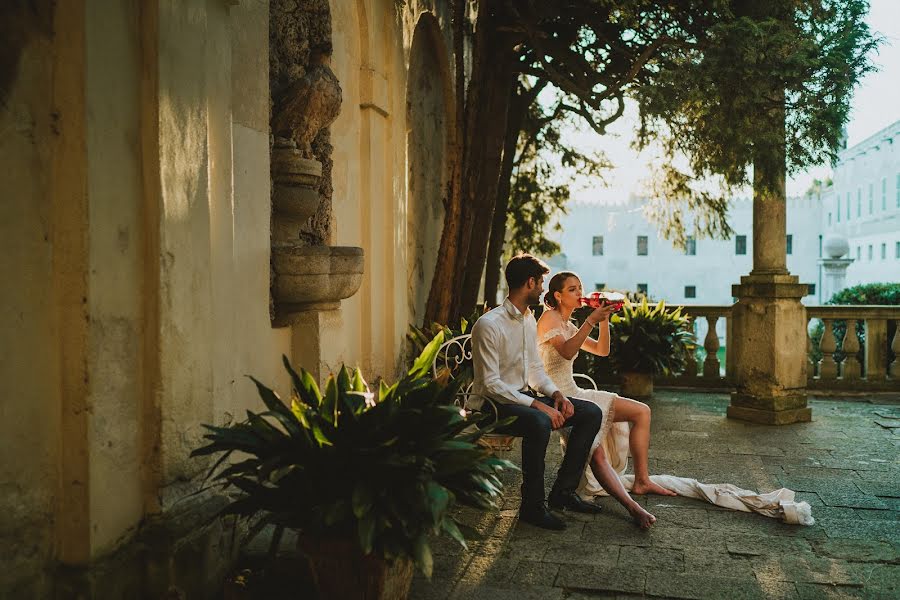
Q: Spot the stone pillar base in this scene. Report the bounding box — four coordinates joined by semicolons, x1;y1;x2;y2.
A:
728;273;812;425
727;392;812;425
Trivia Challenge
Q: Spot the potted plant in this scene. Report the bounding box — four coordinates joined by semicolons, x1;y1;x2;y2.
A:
192;332;515;600
609;297;695;398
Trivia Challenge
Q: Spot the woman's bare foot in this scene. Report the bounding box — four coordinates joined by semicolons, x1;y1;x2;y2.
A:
627;503;657;529
632;479;677;496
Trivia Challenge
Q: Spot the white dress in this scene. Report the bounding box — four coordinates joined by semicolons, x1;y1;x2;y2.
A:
538;321;814;526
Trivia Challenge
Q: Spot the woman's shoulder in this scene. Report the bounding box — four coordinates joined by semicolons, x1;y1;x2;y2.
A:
536;308;564;331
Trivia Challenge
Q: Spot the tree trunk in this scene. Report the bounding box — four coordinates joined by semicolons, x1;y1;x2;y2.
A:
454;1;517;319
423;0;466;326
483;82;529;307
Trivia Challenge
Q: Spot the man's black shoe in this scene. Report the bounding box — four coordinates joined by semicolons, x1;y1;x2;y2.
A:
518;504;566;530
548;490;603;514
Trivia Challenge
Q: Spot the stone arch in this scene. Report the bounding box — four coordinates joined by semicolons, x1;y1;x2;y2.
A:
405;12;453;325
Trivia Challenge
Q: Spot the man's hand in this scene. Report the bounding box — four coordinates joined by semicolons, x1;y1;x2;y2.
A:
552;391;574;420
532;399;565;429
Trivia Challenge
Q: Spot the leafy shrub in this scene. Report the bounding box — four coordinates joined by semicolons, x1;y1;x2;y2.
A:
191;333;516;577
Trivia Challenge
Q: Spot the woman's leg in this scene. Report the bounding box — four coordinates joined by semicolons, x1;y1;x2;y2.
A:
589;445;656;528
612;396;676;496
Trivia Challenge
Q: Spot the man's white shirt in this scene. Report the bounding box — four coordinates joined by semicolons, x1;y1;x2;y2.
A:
471;298;560;409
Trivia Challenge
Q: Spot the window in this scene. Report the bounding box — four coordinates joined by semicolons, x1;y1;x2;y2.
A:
857;188;862;217
828;212;832;226
637;283;648;295
856;246;861;260
836;198;840;222
868;245;873;260
592;235;604;256
684;285;696;298
869;183;874;214
897;173;900;208
881;243;887;260
685;235;696;255
786;234;793;255
595;283;606;291
846;192;851;220
637;235;648;256
735;235;747;255
882;178;887;210
896;241;900;259
808;284;816;295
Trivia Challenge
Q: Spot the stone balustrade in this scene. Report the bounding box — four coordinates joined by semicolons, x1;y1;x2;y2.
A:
648;304;899;392
806;305;900;391
656;305;735;389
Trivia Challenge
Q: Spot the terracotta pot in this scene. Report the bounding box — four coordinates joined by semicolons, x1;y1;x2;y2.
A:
620;372;653;399
297;536;414;600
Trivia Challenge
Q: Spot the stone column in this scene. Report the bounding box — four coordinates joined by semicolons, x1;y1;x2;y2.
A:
727;131;812;424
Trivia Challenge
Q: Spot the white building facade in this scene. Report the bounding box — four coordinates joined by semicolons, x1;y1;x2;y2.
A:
822;120;900;288
551;119;900;307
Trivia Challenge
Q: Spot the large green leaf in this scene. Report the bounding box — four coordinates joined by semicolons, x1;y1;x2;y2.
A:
408;331;445;379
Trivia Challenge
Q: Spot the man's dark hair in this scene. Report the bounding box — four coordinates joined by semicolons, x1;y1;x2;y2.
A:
505;253;550;290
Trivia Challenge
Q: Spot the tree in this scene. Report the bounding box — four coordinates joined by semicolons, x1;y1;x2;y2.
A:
482;85;611;305
634;0;878;248
425;0;723;324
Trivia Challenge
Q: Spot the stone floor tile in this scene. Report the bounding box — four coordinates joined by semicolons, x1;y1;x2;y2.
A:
853;507;900;521
811;538;900;563
794;582;875;600
554;564;644;595
542;543;620;568
410;577;455;600
681;550;755;577
451;583;565;600
819;518;900;543
645;571;784;599
650;506;711;529
725;532;814;557
510;560;559;586
817;493;888;510
751;553;866;585
619;545;686;574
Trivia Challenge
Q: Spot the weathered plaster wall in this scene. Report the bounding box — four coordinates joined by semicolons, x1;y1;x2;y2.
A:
1;0;291;594
0;6;59;595
328;0;454;379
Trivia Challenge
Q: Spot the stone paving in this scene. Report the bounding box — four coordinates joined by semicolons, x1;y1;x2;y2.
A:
410;391;900;600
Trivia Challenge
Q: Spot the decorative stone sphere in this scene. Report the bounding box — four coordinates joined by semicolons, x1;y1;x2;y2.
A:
823;235;850;259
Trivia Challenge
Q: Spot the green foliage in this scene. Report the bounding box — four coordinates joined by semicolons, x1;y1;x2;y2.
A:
191;332;516;577
608;298;696;376
634;0;879;246
507;94;612;257
828;283;900;306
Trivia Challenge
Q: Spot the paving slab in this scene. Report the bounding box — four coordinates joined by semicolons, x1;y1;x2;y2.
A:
415;391;900;599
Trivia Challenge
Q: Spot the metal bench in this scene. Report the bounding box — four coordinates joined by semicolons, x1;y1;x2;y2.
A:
432;333;599;452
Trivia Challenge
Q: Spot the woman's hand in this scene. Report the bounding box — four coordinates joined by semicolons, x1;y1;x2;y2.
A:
586;303;617;325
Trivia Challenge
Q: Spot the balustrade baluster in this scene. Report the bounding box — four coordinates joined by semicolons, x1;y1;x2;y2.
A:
817;318;838;379
683;316;697;377
807;319;816;379
865;318;888;381
841;320;862;380
703;315;720;378
890;321;900;378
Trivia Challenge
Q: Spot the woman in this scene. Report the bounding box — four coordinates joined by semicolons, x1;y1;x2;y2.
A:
537;271;674;528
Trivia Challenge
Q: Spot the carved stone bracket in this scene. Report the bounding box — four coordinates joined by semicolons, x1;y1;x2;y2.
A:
272;245;364;326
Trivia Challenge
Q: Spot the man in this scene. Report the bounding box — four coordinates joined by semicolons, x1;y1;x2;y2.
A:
471;253;604;530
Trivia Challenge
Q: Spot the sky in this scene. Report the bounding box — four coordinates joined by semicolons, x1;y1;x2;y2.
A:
558;0;900;205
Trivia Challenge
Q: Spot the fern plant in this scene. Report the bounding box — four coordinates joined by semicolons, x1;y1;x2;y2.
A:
609;297;696;376
191;331;515;577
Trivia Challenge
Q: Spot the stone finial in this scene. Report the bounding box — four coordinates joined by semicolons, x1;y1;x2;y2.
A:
271;48;342;159
823;235;850;259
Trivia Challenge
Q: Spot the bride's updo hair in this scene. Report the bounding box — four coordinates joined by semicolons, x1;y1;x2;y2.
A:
544;271;580;309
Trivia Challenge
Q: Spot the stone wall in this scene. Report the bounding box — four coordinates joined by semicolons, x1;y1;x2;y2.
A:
0;0;457;595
